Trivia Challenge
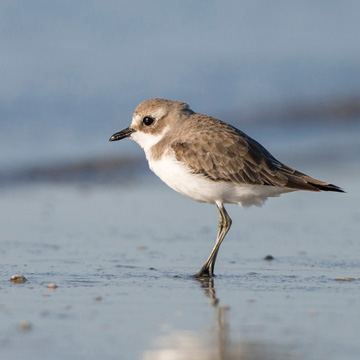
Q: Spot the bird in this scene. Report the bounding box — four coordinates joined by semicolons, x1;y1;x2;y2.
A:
109;98;344;277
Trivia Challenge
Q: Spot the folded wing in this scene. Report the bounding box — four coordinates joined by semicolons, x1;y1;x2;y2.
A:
172;116;344;193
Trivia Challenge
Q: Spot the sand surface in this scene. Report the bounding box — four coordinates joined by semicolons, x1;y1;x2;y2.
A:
1;153;359;360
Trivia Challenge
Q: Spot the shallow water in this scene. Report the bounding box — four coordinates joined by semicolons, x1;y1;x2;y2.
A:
2;2;360;358
0;152;359;360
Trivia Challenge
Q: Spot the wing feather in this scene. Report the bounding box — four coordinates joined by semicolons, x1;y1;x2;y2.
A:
171;116;282;185
170;114;344;192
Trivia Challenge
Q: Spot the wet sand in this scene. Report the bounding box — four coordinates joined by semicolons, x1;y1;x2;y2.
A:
0;152;359;360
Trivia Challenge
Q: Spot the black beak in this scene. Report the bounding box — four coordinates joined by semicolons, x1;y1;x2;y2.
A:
109;127;136;142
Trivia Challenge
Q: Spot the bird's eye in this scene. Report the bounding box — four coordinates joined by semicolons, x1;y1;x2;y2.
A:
143;116;155;126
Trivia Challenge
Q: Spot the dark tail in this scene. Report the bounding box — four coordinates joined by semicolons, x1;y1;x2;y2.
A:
301;174;345;193
279;165;345;193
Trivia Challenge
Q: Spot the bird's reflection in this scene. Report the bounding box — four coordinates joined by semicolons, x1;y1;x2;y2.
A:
197;277;219;306
143;277;299;360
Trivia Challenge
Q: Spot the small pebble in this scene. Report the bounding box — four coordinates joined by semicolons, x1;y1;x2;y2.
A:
10;274;27;283
264;255;274;261
47;283;57;290
335;278;355;282
19;321;32;331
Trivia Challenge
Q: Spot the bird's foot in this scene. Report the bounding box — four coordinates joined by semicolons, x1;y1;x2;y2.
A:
193;265;214;278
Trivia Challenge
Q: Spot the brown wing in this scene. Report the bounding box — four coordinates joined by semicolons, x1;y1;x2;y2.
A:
171;115;344;192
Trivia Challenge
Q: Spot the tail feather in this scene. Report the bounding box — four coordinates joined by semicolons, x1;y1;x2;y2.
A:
301;175;345;192
279;165;345;193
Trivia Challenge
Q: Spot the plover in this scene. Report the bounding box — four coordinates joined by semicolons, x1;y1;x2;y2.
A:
110;98;344;277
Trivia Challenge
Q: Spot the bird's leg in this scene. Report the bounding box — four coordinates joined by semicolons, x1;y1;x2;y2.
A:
194;203;232;278
209;205;232;275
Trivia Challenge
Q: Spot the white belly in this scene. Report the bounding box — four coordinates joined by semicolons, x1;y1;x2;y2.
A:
148;154;293;207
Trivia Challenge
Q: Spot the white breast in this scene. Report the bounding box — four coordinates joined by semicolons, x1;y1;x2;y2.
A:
148;152;294;207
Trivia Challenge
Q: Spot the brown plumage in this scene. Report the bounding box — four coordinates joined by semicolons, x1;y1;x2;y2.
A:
171;114;344;193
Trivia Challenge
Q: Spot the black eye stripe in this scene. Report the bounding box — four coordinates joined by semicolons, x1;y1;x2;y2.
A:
143;116;155;126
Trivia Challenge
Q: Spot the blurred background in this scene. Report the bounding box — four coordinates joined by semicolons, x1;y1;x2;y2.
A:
1;3;360;360
1;1;359;186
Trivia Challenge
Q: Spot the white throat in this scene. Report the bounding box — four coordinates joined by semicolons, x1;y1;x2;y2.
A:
131;125;169;156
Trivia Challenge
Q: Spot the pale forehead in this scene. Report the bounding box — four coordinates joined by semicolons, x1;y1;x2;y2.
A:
132;114;141;124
